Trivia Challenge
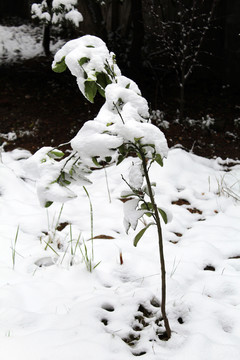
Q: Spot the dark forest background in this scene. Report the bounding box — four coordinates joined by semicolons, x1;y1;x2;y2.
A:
1;0;240;85
0;0;240;159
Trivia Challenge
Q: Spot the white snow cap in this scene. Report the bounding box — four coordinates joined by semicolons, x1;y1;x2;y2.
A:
52;35;121;97
32;0;83;26
65;9;83;27
53;0;78;8
71;120;123;164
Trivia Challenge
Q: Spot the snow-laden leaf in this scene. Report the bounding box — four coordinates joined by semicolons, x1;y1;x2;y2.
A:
48;149;65;159
129;161;143;189
44;201;53;208
37;178;77;207
52;56;67;73
155;153;163;167
85;80;98;103
123;198;145;233
133;222;155;247
158;207;168;224
92;157;101;167
79;57;90;66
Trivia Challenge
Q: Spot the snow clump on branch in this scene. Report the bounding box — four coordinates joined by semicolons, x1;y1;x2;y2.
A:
31;0;83;27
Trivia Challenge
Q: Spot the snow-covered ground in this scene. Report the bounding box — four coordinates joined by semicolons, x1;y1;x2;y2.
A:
0;146;240;360
0;24;64;62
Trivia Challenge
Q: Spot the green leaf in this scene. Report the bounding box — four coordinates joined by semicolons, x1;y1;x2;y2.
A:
155;154;163;167
48;150;65;159
92;157;101;167
97;72;111;88
63;179;71;185
45;201;53;208
140;202;150;210
105;156;112;163
125;83;130;89
52;56;67;73
116;154;125;165
85;80;97;103
158;208;168;224
86;45;95;48
144;212;152;217
93;261;101;269
120;192;135;199
96;72;112;98
96;85;105;98
134;136;144;143
117;98;124;107
118;144;127;155
78;57;90;66
133;222;155;247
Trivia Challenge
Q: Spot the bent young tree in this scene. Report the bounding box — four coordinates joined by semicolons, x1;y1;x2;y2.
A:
26;35;172;339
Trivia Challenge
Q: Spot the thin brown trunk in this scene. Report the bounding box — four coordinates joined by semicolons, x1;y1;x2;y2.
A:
141;151;171;340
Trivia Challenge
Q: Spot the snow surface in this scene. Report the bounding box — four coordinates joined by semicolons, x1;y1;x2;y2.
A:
1;147;240;359
0;24;64;63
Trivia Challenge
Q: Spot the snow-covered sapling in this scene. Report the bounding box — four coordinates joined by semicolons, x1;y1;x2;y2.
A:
26;35;171;339
31;0;83;55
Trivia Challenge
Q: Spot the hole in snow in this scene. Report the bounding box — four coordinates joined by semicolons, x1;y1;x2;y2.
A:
204;265;215;271
172;199;190;206
221;320;232;333
56;222;69;231
150;297;161;308
132;324;142;331
177;317;184;324
169;240;179;244
138;304;153;318
187;207;202;215
102;303;114;312
103;283;112;288
122;333;140;347
174;232;182;237
132;351;147;356
134;315;149;328
101;318;108;326
157;331;169;341
155;317;163;326
34;257;55;267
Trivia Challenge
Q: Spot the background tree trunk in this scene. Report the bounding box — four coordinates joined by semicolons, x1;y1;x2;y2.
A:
129;0;144;79
42;0;52;56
